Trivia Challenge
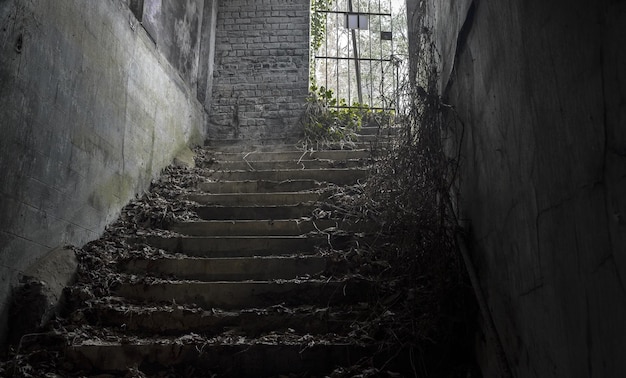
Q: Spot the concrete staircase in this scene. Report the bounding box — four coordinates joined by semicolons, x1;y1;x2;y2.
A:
59;127;393;376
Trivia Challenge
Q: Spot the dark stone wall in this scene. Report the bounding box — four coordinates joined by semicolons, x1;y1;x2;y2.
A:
408;0;626;376
0;0;207;345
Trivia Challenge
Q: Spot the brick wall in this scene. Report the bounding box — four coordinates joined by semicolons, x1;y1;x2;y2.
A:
209;0;310;141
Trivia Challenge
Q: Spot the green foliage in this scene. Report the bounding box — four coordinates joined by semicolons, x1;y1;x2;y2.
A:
310;0;333;84
310;0;333;53
300;85;372;148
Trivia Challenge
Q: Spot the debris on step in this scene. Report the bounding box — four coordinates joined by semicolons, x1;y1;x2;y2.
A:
8;246;78;344
1;141;477;377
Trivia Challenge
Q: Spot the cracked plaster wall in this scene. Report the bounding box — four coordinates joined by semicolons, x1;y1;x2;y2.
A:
408;0;626;376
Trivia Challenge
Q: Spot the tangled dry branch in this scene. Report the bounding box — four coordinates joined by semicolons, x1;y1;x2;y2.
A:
321;36;477;377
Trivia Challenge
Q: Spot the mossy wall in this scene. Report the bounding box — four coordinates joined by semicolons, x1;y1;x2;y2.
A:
0;0;207;345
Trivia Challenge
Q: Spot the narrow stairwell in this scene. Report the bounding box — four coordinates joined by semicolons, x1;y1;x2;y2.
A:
11;128;402;377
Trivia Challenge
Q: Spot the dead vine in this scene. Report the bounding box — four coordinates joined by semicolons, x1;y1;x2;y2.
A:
320;33;478;377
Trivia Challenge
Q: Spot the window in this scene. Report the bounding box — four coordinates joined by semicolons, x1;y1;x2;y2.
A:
345;13;369;30
129;0;144;21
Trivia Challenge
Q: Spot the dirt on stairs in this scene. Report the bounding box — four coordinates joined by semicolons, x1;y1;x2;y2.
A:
4;128;411;377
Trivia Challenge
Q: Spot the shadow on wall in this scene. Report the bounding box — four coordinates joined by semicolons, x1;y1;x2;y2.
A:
407;0;626;377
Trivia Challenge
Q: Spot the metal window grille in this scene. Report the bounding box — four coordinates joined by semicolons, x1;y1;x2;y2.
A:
312;0;399;111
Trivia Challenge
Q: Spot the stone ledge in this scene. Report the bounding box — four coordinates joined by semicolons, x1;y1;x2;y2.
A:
9;246;78;344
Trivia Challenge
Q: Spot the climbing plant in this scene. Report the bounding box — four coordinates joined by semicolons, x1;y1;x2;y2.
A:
310;0;333;83
305;0;399;148
316;25;478;376
300;82;398;149
300;85;362;149
310;0;333;53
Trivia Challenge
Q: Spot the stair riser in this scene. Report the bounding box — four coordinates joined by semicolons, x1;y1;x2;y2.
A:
147;235;323;257
212;150;371;161
195;205;316;220
202;169;368;185
356;134;395;143
121;257;327;281
85;306;356;336
67;343;371;376
147;235;359;257
169;219;342;236
185;192;324;206
205;139;302;152
115;281;369;309
200;159;366;171
207;142;387;153
198;180;326;194
359;126;399;136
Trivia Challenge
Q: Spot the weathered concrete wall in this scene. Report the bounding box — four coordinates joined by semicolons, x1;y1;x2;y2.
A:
131;0;218;112
209;0;310;141
197;0;219;112
0;0;206;344
141;0;204;94
409;0;626;376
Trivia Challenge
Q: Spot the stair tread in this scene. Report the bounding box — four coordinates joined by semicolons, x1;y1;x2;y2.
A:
200;158;368;166
22;139;391;375
86;298;370;318
168;219;345;236
66;337;373;375
199;168;368;186
119;255;328;280
197;179;329;194
194;204;318;220
146;234;359;257
209;149;372;162
114;278;371;308
116;276;368;285
202;167;369;173
184;191;325;206
69;334;366;346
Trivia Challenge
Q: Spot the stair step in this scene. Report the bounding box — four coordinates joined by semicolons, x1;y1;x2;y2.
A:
147;235;325;256
147;235;359;257
83;301;368;336
195;204;316;220
66;339;371;376
198;179;327;194
147;235;361;257
115;279;370;308
206;142;386;153
27;140;388;376
201;168;369;185
359;126;399;136
205;139;301;151
120;256;327;280
169;219;343;236
211;149;371;162
200;159;367;170
184;191;325;206
355;134;392;143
